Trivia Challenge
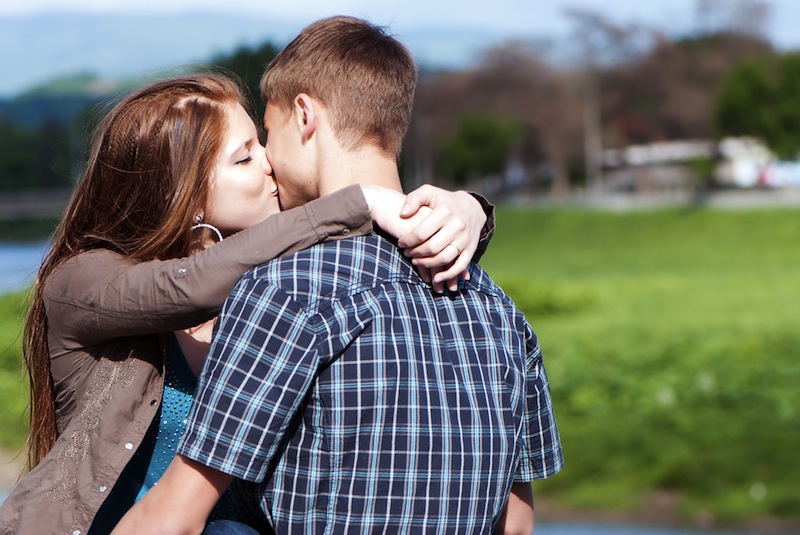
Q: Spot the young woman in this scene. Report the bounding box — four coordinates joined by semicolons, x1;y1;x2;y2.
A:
0;74;493;535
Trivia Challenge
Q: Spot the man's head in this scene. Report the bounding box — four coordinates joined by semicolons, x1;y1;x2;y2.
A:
260;16;417;160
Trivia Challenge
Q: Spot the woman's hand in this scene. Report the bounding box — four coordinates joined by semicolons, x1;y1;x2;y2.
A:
361;184;488;293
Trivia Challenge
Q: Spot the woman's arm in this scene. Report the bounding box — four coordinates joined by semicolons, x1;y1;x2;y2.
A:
45;185;373;347
46;184;493;347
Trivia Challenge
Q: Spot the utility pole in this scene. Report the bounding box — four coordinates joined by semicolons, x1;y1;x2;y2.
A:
567;8;606;196
583;65;603;197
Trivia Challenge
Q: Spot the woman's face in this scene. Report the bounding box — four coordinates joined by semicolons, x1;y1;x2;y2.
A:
204;102;280;236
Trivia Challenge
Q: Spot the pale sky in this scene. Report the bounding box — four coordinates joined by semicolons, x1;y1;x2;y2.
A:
1;0;799;96
3;0;796;42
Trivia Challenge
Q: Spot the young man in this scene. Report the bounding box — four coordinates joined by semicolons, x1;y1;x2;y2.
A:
114;16;562;534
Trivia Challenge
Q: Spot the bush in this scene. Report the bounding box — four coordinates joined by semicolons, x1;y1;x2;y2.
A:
481;207;800;522
0;291;29;450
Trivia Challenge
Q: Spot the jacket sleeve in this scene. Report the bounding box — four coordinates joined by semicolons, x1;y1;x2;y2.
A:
44;185;372;348
469;192;495;262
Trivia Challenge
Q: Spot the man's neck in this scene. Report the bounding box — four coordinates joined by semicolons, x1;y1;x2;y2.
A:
317;145;403;195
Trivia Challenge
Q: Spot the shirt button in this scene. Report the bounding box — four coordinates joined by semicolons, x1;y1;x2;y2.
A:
99;485;107;493
342;228;350;235
124;442;134;450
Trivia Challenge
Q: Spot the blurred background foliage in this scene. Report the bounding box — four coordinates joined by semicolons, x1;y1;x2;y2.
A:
480;208;800;525
715;51;800;158
1;3;799;197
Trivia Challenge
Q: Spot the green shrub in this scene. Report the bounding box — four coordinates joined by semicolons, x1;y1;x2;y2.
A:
0;291;28;450
481;207;800;522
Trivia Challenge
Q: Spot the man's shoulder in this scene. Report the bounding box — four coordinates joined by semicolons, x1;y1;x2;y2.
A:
255;232;409;274
461;265;533;329
461;263;507;300
245;233;418;309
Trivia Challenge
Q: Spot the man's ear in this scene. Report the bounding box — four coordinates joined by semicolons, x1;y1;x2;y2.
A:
294;93;318;143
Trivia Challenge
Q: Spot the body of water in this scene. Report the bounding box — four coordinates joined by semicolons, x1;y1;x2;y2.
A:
0;241;48;294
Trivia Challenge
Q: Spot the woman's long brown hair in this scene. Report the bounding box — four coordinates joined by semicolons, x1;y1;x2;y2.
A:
24;74;248;468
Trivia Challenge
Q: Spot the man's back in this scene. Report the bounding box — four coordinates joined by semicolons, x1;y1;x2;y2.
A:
181;233;562;532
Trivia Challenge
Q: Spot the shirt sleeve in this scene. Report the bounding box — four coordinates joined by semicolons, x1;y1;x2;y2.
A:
44;184;371;348
177;276;321;482
514;322;564;482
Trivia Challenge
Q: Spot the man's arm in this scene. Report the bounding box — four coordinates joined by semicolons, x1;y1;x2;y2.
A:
499;320;562;535
116;276;323;533
116;277;324;534
517;323;564;482
112;455;232;535
496;482;535;535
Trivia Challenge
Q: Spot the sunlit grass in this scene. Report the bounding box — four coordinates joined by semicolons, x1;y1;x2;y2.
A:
481;207;800;522
0;291;28;450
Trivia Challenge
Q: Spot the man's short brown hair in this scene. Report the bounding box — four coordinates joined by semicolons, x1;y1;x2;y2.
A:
261;16;417;157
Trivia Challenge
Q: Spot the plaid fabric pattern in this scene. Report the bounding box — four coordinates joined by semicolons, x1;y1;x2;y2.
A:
179;233;563;533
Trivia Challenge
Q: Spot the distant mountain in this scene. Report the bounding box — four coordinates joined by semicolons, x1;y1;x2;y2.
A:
0;12;290;97
0;71;176;128
0;12;508;98
20;72;130;98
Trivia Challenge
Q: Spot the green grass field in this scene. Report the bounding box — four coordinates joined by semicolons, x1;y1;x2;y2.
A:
0;291;29;451
1;206;798;523
478;207;800;523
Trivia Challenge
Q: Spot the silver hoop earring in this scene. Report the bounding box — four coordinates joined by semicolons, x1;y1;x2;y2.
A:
191;223;223;243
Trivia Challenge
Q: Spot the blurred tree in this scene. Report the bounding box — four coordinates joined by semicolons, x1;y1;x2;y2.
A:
212;41;280;121
714;52;800;158
34;117;72;189
0;42;281;194
0;120;72;192
601;31;774;146
565;8;660;193
408;40;584;198
0;122;37;191
439;114;522;185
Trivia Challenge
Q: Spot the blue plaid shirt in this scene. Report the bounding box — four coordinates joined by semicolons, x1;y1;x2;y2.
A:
179;233;563;533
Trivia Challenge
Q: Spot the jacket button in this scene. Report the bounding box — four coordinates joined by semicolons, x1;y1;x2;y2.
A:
342;228;350;235
99;485;107;493
125;442;134;450
73;531;81;535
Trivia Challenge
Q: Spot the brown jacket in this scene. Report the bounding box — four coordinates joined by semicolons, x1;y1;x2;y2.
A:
0;186;373;535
